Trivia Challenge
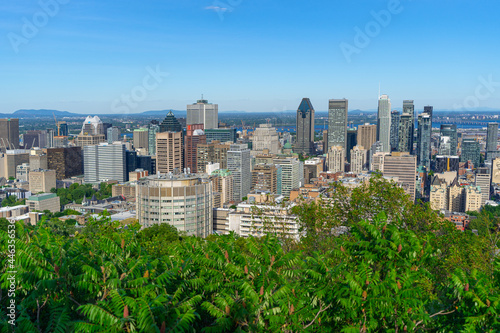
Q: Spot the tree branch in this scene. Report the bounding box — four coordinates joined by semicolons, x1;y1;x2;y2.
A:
413;309;456;330
303;303;332;329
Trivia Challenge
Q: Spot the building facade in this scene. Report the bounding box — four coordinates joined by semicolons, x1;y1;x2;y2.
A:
377;95;392;152
398;100;415;153
84;143;127;183
136;174;213;237
328;99;348;150
417;106;433;170
156;131;183;174
187;98;218;130
228;144;251;201
0;118;19;149
295;98;315;155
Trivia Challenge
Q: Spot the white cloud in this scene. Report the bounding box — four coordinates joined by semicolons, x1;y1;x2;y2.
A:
205;6;230;12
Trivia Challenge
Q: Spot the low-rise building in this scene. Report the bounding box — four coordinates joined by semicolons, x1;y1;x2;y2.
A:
26;193;60;213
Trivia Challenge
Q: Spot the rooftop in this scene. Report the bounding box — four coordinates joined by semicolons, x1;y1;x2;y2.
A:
27;193;57;201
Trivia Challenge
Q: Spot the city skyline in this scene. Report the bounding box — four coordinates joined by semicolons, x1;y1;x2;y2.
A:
1;1;500;114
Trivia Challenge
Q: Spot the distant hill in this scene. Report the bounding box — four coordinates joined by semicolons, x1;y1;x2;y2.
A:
1;109;83;118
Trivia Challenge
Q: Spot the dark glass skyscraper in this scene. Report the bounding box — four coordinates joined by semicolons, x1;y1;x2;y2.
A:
346;128;357;162
398;100;415;153
440;124;458;156
328;99;348;150
417;106;433;170
390;111;400;151
160;111;182;133
295;98;315;155
486;122;499;161
461;139;480;168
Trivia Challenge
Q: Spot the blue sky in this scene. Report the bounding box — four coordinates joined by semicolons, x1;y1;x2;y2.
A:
1;0;499;114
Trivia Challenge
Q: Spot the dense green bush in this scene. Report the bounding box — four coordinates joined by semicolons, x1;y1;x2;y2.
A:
0;178;499;332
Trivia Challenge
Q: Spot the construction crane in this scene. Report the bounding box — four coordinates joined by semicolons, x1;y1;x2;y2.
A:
53;112;60;136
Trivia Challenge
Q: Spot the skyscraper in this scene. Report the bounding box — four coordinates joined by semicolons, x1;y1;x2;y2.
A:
83;143;127;183
327;146;345;173
273;158;303;198
107;126;120;144
390;111;400;151
383;153;417;202
350;146;367;174
133;128;149;153
187;98;218;130
475;167;491;205
196;141;231;173
328;99;348;150
156;131;183;173
357;124;377;153
440;124;458;156
252;123;280;155
417;106;433;170
346;128;357;162
0;118;20;149
184;124;206;174
398;100;415;153
159;111;182;133
461;139;480;168
148;122;160;156
295;98;315;155
486;122;499;161
228;144;251;201
377;95;391;152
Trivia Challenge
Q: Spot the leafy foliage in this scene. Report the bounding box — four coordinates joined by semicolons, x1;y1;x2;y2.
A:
1;178;499;332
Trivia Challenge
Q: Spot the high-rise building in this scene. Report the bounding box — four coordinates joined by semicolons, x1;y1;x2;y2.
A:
357;124;377;154
322;130;328;154
252;123;280;155
228;144;251;201
475;167;491;205
417;106;433;170
29;150;48;171
187;98;218;130
210;169;234;208
156;131;183;174
434;155;460;173
370;152;389;172
204;128;237;144
390;111;400;151
46;129;55;148
252;164;278;193
346;129;357;162
29;169;56;193
184;124;206;174
492;157;500;184
382;153;417;202
461;139;480;168
377;95;391;152
136;174;213;237
350;146;367;174
440;124;458;156
486;122;499;161
327;146;345;173
196;141;231;173
23;130;47;149
0;118;20;150
398;100;415;153
0;150;29;179
464;186;482;212
83;143;127;183
81;116;105;135
102;123;112;140
107;126;121;144
295;98;315;155
44;147;83;180
133;128;149;153
59;122;68;137
273;158;303;198
148;123;160;155
159;111;182;133
328;99;348;150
